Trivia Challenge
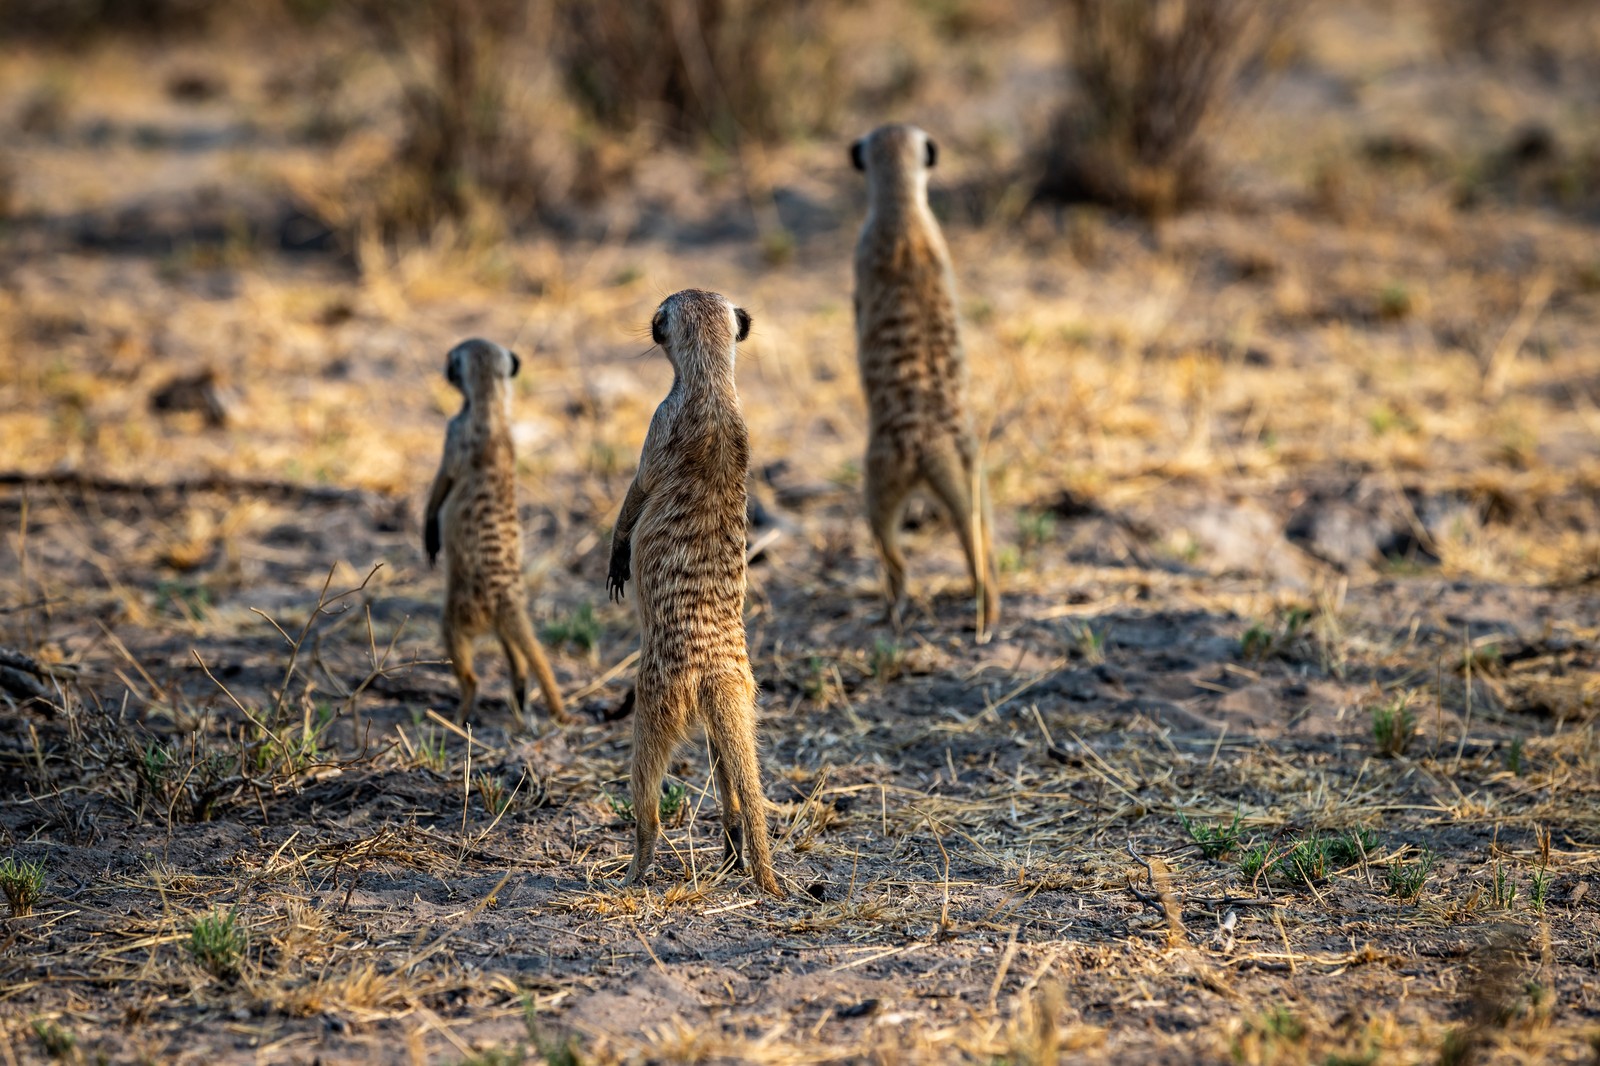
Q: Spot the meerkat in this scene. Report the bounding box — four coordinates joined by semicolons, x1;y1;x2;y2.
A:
851;123;999;638
607;289;781;896
424;338;567;726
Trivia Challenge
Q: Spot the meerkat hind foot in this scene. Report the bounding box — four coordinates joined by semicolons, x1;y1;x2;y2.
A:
721;825;747;874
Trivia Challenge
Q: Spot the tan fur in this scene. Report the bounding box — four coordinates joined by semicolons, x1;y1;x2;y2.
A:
852;123;999;638
425;338;567;726
607;290;781;896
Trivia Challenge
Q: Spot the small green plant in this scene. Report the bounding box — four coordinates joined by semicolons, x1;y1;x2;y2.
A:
1239;620;1273;660
1238;606;1312;662
603;789;634;822
1530;866;1551;914
155;579;212;621
801;657;829;704
1017;509;1057;553
1371;695;1417;757
1386;850;1436;901
1230;1005;1306;1062
476;773;511;817
1506;737;1525;776
524;994;584;1066
187;907;246;979
1282;837;1331;886
1490;862;1517;911
414;727;449;773
1179;810;1244;860
1068;621;1106;665
868;638;905;681
601;782;688;825
658;781;688;823
30;1019;74;1059
543;603;602;656
1378;283;1413;320
1238;842;1273;883
0;856;46;917
139;739;173;790
1328;828;1380;867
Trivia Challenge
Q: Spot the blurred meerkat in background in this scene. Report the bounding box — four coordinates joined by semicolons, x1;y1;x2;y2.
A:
425;338;567;726
851;122;998;640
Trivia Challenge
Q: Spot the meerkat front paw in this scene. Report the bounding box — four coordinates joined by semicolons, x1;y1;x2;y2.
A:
607;547;631;602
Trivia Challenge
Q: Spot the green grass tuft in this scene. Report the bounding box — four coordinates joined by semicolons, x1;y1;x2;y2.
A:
1179;810;1244;860
187;907;246;979
0;855;46;918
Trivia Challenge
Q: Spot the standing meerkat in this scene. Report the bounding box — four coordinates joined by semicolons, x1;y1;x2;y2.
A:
851;123;998;638
424;338;568;726
607;289;781;896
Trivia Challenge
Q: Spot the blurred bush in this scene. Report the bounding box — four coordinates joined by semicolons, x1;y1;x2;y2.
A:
357;0;543;236
1034;0;1295;219
0;0;219;39
556;0;842;145
1428;0;1600;66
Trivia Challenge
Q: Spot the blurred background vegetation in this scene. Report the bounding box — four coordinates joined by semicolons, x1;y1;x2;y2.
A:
2;0;1596;253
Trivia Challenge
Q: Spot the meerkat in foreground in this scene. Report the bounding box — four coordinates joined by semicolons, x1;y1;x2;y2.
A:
607;289;781;896
424;338;567;726
851;123;999;638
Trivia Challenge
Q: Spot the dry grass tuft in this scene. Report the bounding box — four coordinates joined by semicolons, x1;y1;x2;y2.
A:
556;0;841;146
1035;0;1298;218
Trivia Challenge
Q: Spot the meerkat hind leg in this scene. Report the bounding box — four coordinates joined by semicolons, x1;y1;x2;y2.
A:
443;614;479;724
866;450;915;629
704;676;781;896
708;737;745;873
622;683;679;887
922;444;999;635
499;602;568;724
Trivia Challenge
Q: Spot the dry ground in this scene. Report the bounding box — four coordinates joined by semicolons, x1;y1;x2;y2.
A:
2;3;1600;1064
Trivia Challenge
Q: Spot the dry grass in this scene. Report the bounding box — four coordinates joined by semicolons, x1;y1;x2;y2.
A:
2;2;1600;1063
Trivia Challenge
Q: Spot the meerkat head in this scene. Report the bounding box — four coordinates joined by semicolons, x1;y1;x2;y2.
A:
850;123;938;198
649;289;750;380
444;338;520;397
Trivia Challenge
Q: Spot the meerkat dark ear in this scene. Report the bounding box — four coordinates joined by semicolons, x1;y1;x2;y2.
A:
850;139;865;171
507;350;521;377
925;137;938;169
734;307;752;343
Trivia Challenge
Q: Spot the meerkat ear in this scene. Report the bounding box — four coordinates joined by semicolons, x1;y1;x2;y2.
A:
507;350;521;377
925;137;938;169
734;307;752;343
850;139;865;171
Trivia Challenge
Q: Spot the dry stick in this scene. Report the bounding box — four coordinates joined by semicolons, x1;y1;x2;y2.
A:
1455;627;1474;772
987;924;1021;1015
922;811;954;940
459;723;472;865
971;457;990;645
565;648;640;705
400;869;513;974
1482;271;1555;402
628;915;673;983
1271;908;1298;976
